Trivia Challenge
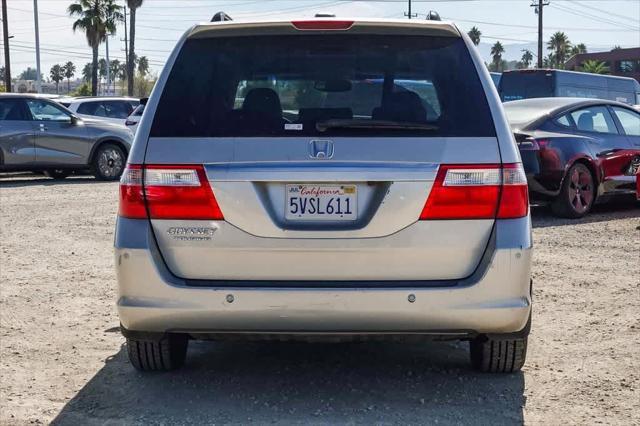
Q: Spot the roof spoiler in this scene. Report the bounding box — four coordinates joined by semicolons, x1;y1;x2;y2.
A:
211;11;232;22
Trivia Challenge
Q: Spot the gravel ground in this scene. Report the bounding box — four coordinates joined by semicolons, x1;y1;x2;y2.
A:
1;174;639;425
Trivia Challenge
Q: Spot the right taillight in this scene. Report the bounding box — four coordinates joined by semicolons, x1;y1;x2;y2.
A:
118;164;224;220
419;163;528;220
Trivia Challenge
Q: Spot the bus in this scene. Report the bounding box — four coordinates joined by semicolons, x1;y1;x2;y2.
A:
490;72;501;89
499;69;640;105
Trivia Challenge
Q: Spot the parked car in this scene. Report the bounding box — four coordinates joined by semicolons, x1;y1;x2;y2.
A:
503;97;640;217
0;93;133;180
116;16;532;373
124;98;146;134
500;69;640;105
60;97;139;127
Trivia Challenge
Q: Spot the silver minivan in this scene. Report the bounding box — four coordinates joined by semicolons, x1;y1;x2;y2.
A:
115;17;532;373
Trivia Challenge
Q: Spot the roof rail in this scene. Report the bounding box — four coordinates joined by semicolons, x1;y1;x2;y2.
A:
425;11;441;21
211;11;232;22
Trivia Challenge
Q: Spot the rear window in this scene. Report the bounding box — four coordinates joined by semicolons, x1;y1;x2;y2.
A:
151;35;495;137
500;72;554;102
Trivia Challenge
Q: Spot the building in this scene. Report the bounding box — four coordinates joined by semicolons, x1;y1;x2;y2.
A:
565;47;640;83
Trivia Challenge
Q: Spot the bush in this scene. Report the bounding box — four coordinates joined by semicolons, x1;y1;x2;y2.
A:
73;83;92;96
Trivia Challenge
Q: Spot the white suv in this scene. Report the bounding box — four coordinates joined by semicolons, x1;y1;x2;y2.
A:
61;97;139;126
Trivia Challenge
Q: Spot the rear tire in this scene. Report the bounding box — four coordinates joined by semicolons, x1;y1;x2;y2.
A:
43;169;70;179
470;336;527;373
126;334;188;371
551;163;595;218
92;143;126;181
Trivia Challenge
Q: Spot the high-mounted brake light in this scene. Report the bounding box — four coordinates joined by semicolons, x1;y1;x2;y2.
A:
419;163;528;220
119;164;224;220
291;20;354;30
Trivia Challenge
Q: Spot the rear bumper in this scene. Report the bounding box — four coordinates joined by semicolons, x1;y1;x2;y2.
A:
115;216;532;336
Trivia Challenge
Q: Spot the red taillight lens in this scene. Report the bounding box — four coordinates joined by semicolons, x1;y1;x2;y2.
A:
118;164;224;220
119;164;146;219
419;163;528;220
291;20;354;30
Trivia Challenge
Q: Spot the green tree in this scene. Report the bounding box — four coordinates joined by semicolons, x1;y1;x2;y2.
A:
581;60;610;75
127;0;145;96
116;62;127;94
81;62;93;82
73;82;92;96
570;43;587;57
547;31;571;69
62;61;76;94
19;67;43;81
68;0;121;96
490;41;505;72
49;64;64;93
137;55;149;77
467;26;481;46
521;50;534;69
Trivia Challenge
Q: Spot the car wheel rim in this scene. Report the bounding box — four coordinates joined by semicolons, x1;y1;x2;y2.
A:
568;167;593;214
98;148;123;178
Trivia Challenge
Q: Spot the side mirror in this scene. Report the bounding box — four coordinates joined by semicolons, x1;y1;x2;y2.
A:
70;115;80;125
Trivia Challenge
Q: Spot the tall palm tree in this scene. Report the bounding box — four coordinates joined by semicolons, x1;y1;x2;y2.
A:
98;58;108;94
82;62;93;83
68;0;120;96
490;41;505;71
137;56;149;78
109;59;120;93
467;26;481;46
62;61;76;94
547;32;571;69
581;60;610;75
570;43;587;57
521;50;534;69
127;0;145;96
50;64;64;94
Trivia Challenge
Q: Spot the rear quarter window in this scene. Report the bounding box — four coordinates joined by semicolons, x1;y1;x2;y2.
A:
151;34;495;138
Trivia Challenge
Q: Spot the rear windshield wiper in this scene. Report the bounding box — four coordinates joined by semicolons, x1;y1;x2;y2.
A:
316;119;439;132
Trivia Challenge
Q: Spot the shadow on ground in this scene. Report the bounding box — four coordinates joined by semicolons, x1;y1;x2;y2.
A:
531;197;639;228
52;340;525;425
0;174;105;188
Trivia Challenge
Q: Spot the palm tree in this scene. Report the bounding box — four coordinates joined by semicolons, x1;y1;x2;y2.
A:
98;58;108;94
109;59;120;93
68;0;120;96
467;26;481;46
137;56;149;78
116;62;127;94
490;41;505;71
570;43;587;57
50;64;64;93
521;50;534;69
547;32;571;69
62;61;76;94
81;62;93;83
581;60;610;75
127;0;145;97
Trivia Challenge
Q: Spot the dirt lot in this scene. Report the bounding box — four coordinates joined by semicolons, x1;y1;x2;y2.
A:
0;174;639;425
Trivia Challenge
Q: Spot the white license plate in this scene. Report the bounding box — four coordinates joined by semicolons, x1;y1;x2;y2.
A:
285;184;357;221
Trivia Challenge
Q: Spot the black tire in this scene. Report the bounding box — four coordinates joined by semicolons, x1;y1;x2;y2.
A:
43;169;70;179
126;334;188;371
551;162;595;218
470;336;528;373
92;143;126;181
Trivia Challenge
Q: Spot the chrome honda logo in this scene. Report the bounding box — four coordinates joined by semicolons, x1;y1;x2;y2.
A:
309;140;334;159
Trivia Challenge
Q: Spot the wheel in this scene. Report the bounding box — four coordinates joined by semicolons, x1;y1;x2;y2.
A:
126;334;188;371
92;143;126;181
43;169;70;179
470;336;528;373
551;163;595;218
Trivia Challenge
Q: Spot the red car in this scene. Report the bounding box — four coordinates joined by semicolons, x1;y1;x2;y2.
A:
504;98;640;217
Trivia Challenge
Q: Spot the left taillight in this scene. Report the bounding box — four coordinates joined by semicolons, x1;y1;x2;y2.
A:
118;164;224;220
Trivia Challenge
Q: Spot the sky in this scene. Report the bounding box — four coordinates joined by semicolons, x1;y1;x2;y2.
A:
2;0;640;80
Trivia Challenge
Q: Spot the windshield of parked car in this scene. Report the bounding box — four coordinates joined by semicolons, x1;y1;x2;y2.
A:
151;34;495;137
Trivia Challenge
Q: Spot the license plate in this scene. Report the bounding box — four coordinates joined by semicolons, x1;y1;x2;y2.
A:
285;184;357;221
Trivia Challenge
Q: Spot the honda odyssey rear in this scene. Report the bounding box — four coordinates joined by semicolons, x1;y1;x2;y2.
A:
115;17;532;373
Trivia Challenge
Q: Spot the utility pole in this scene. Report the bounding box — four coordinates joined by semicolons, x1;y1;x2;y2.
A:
531;0;550;69
33;0;42;92
404;0;416;19
123;4;128;97
2;0;12;92
105;36;111;95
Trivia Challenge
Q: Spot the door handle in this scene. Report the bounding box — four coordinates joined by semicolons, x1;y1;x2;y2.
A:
39;124;48;131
